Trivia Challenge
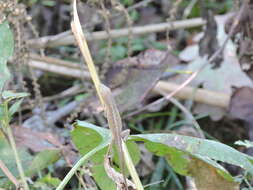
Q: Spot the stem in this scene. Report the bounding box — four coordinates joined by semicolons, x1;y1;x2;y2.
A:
3;103;29;190
122;141;144;190
56;145;104;190
29;17;206;48
0;159;19;187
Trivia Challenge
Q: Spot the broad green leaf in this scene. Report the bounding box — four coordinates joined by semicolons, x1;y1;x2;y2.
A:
2;91;29;101
72;120;141;190
130;134;253;180
34;173;61;190
26;149;61;176
72;120;111;163
0;21;14;92
72;121;113;190
92;164;116;190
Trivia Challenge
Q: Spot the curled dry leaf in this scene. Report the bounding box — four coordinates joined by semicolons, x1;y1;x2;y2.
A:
105;49;179;112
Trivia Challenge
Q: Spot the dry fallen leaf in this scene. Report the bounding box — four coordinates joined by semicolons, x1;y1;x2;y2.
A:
105;49;179;112
13;125;61;152
177;14;253;120
82;49;179;114
229;87;253;122
13;125;78;165
228;86;253;155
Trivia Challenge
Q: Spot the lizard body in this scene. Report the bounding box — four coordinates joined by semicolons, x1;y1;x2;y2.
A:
100;83;128;190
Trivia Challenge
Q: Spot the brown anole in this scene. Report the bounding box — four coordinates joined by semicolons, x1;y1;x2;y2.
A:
100;83;129;190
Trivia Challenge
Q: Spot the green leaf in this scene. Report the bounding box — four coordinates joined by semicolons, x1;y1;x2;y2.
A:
235;140;253;148
92;164;116;190
74;93;89;101
38;173;61;187
131;42;145;52
9;99;23;117
111;45;127;62
0;21;14;62
72;121;113;190
72;120;111;162
150;41;167;50
0;104;4;122
130;134;253;179
72;120;141;190
0;133;33;187
2;91;29;101
26;149;61;176
0;21;14;92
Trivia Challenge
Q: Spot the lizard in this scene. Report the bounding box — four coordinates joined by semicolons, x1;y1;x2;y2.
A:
99;83;129;190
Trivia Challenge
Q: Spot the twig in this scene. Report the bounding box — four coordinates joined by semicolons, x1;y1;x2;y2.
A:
154;81;229;108
6;123;29;190
157;85;204;138
27;58;90;79
28;17;206;48
169;97;204;138
23;100;79;130
27;0;153;50
27;55;230;109
127;0;153;11
29;54;87;70
0;159;19;187
43;84;84;102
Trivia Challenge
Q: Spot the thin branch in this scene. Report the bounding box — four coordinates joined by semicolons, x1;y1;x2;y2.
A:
154;81;229;108
27;54;230;108
5;122;29;190
28;17;206;48
0;159;19;187
27;58;90;79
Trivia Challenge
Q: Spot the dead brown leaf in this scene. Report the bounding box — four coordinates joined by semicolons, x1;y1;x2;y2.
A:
105;49;179;112
12;125;78;165
13;125;61;152
188;158;239;190
229;86;253;122
82;49;179;114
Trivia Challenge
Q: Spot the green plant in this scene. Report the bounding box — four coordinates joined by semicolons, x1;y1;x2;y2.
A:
0;21;30;190
70;120;253;190
55;2;253;189
0;21;61;190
